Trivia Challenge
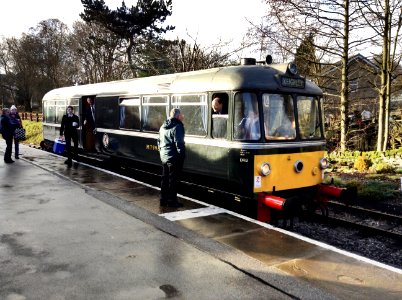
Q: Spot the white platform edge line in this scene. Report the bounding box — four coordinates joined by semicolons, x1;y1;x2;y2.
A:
159;207;227;221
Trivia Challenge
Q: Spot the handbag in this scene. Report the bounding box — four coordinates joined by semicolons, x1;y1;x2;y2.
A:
15;128;26;141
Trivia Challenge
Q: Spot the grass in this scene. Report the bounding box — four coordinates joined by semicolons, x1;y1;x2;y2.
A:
357;181;399;202
325;173;401;203
21;120;43;146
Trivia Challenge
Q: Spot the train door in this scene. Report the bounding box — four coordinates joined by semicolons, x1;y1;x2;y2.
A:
204;92;230;186
80;95;96;152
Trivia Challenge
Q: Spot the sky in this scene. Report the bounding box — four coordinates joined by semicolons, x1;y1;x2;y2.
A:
0;0;266;57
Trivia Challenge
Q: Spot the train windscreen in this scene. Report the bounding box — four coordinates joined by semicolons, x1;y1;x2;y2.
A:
233;92;261;141
262;94;296;140
297;96;322;140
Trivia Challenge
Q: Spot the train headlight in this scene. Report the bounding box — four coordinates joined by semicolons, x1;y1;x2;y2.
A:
260;162;271;176
319;158;329;169
294;160;304;173
287;62;298;75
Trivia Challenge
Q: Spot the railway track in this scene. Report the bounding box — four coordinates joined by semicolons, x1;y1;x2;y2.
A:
314;201;402;241
73;151;402;242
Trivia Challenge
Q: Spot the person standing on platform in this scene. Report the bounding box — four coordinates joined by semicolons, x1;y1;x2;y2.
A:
158;108;185;207
83;97;96;152
9;105;22;159
1;108;17;163
59;106;80;167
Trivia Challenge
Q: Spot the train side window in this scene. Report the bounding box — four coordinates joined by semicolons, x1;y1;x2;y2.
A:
233;92;260;140
69;99;79;107
211;93;228;114
211;92;229;139
56;100;67;124
212;114;228;139
142;95;169;132
172;94;207;136
95;97;120;128
119;98;141;130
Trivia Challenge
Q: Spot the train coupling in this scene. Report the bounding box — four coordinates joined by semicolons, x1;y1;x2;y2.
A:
257;193;299;223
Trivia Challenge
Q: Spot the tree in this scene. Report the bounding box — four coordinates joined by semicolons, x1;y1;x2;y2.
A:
6;35;41;111
0;38;17;107
71;21;128;83
251;0;373;151
133;38;234;76
80;0;174;77
358;0;402;151
32;19;73;88
5;19;74;110
294;33;320;82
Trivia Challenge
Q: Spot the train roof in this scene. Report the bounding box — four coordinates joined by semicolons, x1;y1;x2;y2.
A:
42;64;323;101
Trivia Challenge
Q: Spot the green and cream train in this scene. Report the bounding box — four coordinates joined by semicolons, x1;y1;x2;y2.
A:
42;57;342;220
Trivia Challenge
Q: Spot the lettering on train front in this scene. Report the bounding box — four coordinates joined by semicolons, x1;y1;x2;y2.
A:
146;144;159;151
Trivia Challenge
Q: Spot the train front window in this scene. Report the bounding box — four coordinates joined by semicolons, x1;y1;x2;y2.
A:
56;100;67;124
233;92;260;141
263;94;296;140
297;96;322;139
44;101;56;123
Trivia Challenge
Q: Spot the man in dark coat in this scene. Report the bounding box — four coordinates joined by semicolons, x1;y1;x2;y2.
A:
1;108;17;163
83;97;96;152
158;108;185;207
60;106;80;167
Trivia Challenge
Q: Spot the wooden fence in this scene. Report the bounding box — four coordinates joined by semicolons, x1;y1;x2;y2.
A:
20;112;43;122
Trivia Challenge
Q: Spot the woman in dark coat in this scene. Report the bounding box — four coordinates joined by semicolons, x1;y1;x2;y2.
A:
1;108;17;163
10;105;23;159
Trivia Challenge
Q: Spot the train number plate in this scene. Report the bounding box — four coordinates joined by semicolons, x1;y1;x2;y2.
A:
281;76;305;88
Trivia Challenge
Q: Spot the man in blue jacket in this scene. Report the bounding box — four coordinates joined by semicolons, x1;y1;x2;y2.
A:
158;108;185;207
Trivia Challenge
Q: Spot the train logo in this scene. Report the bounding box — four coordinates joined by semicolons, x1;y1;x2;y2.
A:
102;133;109;149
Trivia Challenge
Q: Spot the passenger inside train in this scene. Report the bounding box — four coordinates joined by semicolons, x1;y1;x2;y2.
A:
211;94;228;115
233;92;261;141
211;93;229;139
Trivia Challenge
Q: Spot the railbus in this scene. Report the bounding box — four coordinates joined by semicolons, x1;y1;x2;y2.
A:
42;57;344;220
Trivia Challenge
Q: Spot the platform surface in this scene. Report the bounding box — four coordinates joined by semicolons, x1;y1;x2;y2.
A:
1;141;401;299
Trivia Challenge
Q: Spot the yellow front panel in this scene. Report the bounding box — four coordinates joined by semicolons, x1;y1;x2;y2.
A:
253;151;325;192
